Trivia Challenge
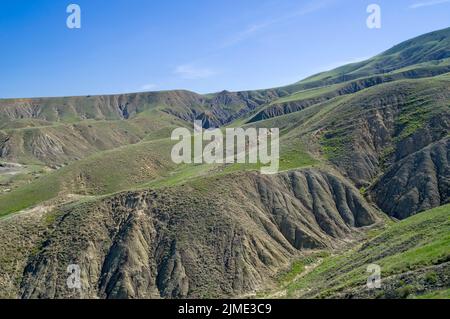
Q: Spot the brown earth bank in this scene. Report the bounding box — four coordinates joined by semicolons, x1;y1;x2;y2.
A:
1;169;379;299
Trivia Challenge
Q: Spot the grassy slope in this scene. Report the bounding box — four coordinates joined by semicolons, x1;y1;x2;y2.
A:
235;27;450;126
287;27;450;91
319;73;450;159
0;109;188;165
265;58;450;107
280;204;449;299
0;132;320;217
247;73;450;165
0;138;178;217
2;29;450;218
3;72;448;217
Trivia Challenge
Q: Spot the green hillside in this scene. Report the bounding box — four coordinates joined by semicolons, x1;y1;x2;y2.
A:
271;204;450;299
0;27;449;299
288;27;450;90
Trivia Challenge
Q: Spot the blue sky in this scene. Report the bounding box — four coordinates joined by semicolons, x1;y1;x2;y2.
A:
0;0;449;98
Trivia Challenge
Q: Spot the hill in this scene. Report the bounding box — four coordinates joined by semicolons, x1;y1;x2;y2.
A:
274;204;450;299
0;27;449;299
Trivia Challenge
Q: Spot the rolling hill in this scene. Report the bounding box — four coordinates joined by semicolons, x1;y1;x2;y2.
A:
0;27;449;299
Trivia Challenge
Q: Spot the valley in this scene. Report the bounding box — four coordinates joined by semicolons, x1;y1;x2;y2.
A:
0;27;449;299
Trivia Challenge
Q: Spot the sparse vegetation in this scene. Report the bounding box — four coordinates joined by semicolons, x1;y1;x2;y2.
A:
0;27;449;299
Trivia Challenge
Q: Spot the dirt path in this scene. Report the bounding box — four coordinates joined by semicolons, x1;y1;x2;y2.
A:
0;193;96;222
240;257;325;299
0;204;54;222
266;258;324;299
0;162;24;176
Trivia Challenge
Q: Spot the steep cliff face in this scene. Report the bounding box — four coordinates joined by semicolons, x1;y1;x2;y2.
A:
370;138;450;219
317;77;450;218
10;169;378;299
321;80;449;184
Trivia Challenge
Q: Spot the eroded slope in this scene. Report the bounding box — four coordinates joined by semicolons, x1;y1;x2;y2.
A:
0;169;379;299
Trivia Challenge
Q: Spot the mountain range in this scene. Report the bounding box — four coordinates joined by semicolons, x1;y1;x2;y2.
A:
0;27;449;299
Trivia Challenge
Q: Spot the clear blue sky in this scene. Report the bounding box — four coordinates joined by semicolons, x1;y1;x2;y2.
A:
0;0;449;98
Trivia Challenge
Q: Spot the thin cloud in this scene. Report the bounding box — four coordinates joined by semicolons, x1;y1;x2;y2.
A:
221;0;330;48
409;0;450;9
221;20;277;48
140;83;157;91
174;64;216;80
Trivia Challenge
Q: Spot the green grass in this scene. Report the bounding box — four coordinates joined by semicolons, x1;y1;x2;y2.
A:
284;204;450;298
316;75;450;163
279;261;306;284
395;100;431;140
320;130;352;160
145;126;320;189
270;85;336;105
0;180;59;218
291;28;450;90
221;150;318;174
145;162;218;188
0;127;320;217
278;252;330;285
413;288;450;299
0;163;45;188
0;138;178;217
